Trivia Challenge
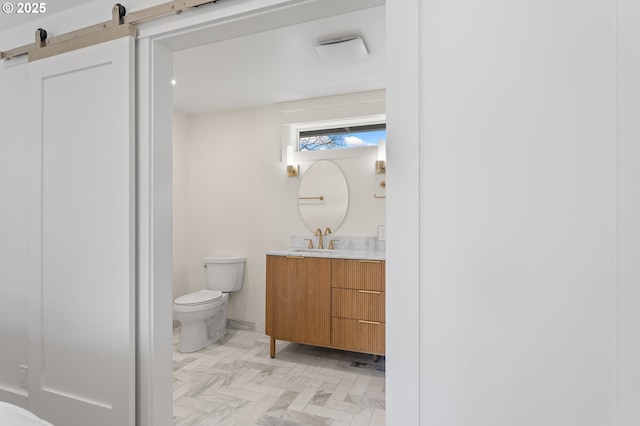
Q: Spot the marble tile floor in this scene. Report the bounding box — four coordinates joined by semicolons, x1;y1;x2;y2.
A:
173;328;386;425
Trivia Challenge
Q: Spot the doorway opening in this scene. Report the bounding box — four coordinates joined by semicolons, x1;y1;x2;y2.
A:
167;2;387;424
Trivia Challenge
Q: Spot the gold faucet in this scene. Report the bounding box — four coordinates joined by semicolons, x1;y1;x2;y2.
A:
323;228;332;249
314;228;324;249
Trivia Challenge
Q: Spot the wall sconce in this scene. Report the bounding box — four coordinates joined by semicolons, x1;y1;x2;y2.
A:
376;139;386;174
287;145;299;177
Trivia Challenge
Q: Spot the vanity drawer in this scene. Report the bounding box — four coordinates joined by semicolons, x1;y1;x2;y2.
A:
331;259;385;291
331;288;385;322
331;317;385;355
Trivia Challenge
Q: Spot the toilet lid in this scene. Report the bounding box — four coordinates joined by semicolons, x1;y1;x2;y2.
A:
175;290;223;306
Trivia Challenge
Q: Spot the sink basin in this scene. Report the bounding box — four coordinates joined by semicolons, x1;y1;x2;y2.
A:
290;248;332;253
288;248;354;257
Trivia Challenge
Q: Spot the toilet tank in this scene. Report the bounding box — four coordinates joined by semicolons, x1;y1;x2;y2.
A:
203;257;245;292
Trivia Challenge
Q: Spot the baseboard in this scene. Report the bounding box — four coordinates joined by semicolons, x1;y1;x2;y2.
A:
254;322;265;334
0;385;28;408
174;318;266;333
226;319;255;331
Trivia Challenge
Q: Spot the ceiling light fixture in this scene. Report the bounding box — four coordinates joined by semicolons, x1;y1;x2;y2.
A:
315;36;369;66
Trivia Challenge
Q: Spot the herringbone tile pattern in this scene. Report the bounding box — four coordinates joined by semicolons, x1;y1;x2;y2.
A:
173;328;385;425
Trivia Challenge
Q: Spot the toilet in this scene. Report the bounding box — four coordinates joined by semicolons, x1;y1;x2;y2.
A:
173;256;245;353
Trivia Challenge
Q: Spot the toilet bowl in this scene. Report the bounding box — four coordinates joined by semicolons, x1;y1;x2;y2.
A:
173;257;245;353
173;290;228;353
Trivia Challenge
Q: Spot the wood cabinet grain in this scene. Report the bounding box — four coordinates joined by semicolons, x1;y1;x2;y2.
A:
331;258;385;291
266;256;331;357
266;255;385;358
331;288;385;322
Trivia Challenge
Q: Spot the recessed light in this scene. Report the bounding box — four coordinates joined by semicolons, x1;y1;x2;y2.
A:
171;79;177;85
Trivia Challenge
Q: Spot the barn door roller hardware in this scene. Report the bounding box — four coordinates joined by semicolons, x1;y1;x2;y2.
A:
34;28;48;48
0;0;220;62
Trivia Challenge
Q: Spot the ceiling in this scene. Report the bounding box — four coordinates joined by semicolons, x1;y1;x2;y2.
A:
172;5;385;114
1;1;385;115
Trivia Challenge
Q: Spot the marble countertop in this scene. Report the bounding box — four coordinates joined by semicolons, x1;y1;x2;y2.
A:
266;248;385;260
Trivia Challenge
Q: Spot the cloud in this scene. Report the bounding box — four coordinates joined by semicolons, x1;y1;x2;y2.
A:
344;136;371;147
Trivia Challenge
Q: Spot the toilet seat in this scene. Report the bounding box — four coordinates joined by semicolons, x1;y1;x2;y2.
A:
175;290;223;306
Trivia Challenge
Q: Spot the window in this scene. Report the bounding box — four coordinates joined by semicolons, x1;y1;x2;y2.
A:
286;114;386;160
299;123;386;151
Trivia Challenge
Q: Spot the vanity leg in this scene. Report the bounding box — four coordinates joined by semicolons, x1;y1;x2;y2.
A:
270;336;276;358
372;354;380;363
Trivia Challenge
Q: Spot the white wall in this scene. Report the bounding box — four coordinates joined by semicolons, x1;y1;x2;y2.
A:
172;111;190;300
617;1;640;424
172;90;386;328
0;58;29;406
388;0;622;424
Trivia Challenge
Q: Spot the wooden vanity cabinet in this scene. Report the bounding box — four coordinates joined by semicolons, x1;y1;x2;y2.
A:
266;255;332;357
266;255;385;358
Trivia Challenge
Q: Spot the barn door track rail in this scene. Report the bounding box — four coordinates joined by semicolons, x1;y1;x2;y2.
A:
1;0;220;62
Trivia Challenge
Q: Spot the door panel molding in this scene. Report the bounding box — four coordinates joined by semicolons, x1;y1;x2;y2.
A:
28;36;135;426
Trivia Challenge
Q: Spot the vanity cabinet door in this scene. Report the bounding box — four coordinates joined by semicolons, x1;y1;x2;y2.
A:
266;255;331;347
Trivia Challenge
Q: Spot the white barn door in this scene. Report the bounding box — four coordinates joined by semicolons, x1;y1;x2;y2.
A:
27;36;135;426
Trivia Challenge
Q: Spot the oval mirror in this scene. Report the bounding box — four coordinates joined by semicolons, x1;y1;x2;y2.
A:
298;160;349;232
